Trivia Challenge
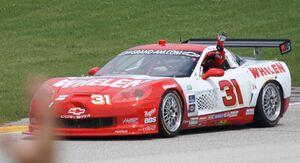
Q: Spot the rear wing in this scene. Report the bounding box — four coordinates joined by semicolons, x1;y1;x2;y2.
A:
182;39;292;58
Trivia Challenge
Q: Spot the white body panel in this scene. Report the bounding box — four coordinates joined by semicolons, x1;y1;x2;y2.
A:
174;47;291;118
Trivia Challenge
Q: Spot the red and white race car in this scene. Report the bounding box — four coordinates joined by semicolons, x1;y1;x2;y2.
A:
27;33;292;137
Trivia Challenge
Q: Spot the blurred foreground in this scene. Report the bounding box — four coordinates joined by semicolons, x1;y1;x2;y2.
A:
1;74;56;163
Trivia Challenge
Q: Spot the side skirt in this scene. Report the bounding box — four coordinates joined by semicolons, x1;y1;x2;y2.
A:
181;107;255;129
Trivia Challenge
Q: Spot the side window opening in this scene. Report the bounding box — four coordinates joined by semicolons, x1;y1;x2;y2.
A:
201;51;231;73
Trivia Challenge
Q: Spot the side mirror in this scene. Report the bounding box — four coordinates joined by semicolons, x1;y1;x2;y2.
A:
202;68;224;80
89;67;100;76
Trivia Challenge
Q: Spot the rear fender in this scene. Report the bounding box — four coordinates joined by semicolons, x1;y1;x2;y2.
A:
246;61;291;107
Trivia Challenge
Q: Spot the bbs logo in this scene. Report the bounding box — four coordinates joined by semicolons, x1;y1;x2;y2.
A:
144;117;156;124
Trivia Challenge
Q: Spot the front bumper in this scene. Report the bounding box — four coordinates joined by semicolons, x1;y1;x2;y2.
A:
26;99;160;137
26;123;158;137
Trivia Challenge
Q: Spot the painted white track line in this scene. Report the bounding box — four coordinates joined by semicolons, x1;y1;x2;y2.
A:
289;102;300;106
0;131;23;135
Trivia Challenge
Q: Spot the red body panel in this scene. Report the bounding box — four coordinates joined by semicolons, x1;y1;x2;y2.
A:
282;97;290;115
28;76;184;136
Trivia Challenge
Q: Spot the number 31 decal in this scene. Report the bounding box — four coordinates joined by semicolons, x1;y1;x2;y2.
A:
91;94;111;105
219;79;243;107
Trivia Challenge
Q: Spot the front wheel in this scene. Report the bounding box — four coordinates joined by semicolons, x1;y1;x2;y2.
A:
158;90;183;137
254;82;283;127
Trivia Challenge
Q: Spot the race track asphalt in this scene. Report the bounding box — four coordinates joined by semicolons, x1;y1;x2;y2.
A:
1;103;300;163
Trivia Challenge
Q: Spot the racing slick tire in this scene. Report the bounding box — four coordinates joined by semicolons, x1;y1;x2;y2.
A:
158;90;183;137
254;81;283;127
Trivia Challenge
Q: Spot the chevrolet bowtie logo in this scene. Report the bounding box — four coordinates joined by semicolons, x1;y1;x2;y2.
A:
68;108;85;116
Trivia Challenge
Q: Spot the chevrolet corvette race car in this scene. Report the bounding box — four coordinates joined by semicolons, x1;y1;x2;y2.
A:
27;33;292;137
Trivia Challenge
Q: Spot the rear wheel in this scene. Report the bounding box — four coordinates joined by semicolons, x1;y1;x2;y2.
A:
158;90;183;137
254;82;282;127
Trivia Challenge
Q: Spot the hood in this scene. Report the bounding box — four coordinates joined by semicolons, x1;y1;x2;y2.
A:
32;75;182;112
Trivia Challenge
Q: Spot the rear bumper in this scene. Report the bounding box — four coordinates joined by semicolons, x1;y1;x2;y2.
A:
282;97;290;116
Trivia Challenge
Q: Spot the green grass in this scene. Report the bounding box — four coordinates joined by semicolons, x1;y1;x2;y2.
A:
0;0;299;123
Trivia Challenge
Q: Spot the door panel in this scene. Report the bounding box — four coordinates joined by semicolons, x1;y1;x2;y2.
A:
207;68;251;112
174;78;217;117
175;67;250;118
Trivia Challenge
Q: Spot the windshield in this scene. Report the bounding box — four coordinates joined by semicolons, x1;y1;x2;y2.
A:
96;50;201;77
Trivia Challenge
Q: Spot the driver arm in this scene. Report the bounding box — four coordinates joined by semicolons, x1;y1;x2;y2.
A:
214;33;226;66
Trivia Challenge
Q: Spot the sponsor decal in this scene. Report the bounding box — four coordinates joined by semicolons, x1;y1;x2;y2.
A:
188;117;199;127
251;84;257;91
114;130;128;133
248;62;286;79
188;94;196;113
246;108;255;115
216;120;228;126
68;108;85;116
145;108;156;117
123;117;139;124
199;116;207;122
162;84;177;90
53;78;151;89
60;107;91;119
224;112;230;118
208;115;214;120
144;117;156;124
188;104;196;113
91;94;111;105
223;111;239;118
214;113;225;119
183;120;189;124
186;85;192;91
55;95;68;101
208;113;225;120
120;50;201;57
280;42;291;54
229;111;239;117
188;95;196;104
204;111;238;121
139;125;156;132
215;53;223;60
60;114;91;119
